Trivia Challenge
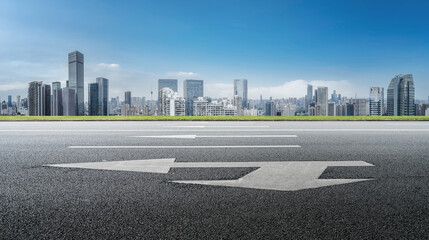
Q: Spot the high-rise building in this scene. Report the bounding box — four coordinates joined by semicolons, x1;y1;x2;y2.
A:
158;79;178;93
328;102;336;116
387;74;415;116
184;80;204;116
331;90;338;104
265;101;276;116
369;87;383;116
52;82;63;116
351;98;369;116
62;83;76;116
7;95;12;108
68;51;84;115
28;82;51;116
159;87;176;116
125;91;131;106
305;84;313;112
88;83;99;116
316;86;328;116
96;77;109;116
234;79;248;109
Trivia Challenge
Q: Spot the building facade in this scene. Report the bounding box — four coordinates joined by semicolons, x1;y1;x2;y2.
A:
233;79;248;109
68;51;84;115
387;74;415;116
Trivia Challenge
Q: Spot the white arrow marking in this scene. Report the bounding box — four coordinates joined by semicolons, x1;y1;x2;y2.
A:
129;135;297;139
46;159;373;191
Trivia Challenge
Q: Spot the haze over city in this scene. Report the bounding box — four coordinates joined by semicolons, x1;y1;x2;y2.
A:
1;0;429;100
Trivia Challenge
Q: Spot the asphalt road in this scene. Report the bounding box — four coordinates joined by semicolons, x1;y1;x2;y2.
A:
1;121;429;239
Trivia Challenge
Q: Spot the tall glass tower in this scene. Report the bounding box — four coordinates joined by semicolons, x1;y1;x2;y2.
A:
183;79;204;116
96;77;109;116
234;79;248;109
387;74;415;116
88;83;99;116
52;82;63;116
68;51;84;116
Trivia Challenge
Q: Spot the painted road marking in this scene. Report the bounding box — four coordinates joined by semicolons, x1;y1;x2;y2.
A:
162;125;270;128
2;129;429;132
46;159;373;191
129;135;298;139
67;145;301;149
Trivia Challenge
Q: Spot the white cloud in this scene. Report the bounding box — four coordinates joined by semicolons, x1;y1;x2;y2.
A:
167;71;199;77
97;63;120;70
0;82;28;91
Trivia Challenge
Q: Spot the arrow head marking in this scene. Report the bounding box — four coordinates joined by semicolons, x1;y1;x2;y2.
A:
46;159;374;191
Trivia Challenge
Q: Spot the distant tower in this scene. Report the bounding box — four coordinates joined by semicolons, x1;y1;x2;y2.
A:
316;86;328;116
68;51;84;116
387;74;415;116
233;79;248;109
369;87;383;116
183;79;204;116
125;91;131;106
52;82;63;116
96;77;109;116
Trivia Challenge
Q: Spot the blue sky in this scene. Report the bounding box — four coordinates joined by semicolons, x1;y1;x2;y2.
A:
1;0;429;100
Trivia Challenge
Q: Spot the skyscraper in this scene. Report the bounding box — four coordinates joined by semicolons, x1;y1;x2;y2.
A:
369;87;383;116
265;101;276;116
62;81;76;116
305;84;313;112
158;79;178;93
387;74;415;116
88;83;99;116
28;81;51;116
68;51;84;116
52;82;63;116
316;86;328;116
233;79;248;109
7;95;12;108
183;80;204;116
96;77;109;116
125;91;131;106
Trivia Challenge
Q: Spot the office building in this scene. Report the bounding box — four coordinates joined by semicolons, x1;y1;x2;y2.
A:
28;81;51;116
62;83;76;116
88;83;99;116
184;80;204;116
52;82;63;116
305;84;313;112
96;77;109;116
351;98;369;116
158;79;178;93
234;79;248;109
68;51;84;115
328;102;336;116
387;74;415;116
125;91;131;106
316;86;328;116
265;101;276;116
369;87;383;116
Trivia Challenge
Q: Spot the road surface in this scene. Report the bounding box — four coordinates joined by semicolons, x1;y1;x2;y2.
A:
1;121;429;239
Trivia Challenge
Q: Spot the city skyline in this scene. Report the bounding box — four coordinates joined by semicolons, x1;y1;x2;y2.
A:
1;1;429;100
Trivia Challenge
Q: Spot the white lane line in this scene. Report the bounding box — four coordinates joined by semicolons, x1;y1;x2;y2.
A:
162;125;270;128
129;135;298;139
130;135;198;139
2;129;429;132
67;145;301;149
